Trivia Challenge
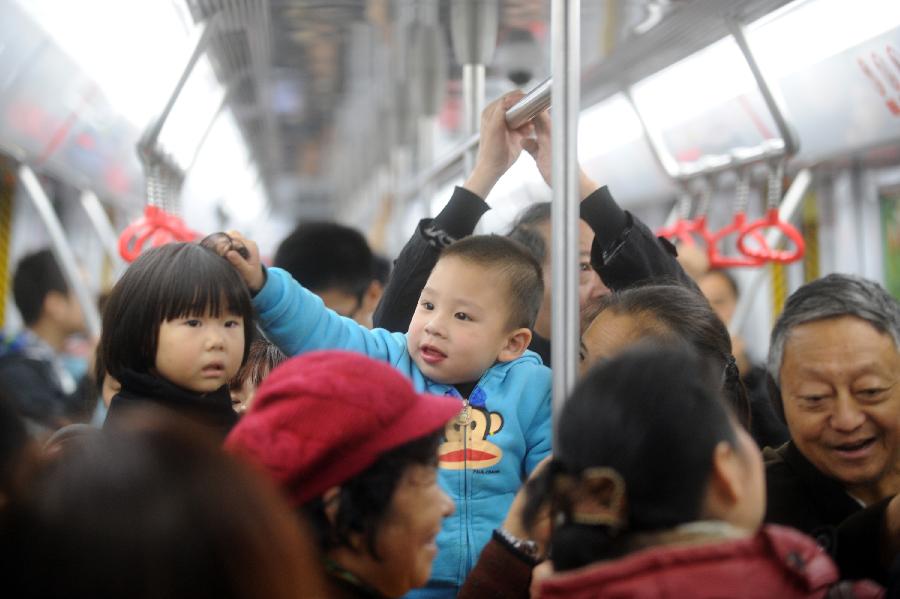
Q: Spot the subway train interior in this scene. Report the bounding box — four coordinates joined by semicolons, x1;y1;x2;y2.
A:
0;0;898;364
2;0;900;369
5;0;900;597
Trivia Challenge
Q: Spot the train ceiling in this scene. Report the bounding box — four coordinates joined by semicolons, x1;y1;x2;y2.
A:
181;0;792;217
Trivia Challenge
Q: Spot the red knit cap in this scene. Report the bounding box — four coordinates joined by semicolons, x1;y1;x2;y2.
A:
224;350;462;506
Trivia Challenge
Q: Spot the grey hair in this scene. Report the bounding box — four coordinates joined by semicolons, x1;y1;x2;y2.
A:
506;201;551;266
767;273;900;385
508;201;551;233
507;225;547;266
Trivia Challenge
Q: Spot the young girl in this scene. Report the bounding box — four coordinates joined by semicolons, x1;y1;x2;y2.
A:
98;241;254;438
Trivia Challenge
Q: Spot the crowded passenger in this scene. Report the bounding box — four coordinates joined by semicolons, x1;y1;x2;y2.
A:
0;392;29;510
764;273;900;584
0;249;93;434
225;351;460;598
228;337;286;414
2;409;325;599
215;230;551;598
461;346;883;598
580;283;753;430
98;242;254;438
274;221;384;328
373;93;695;367
699;268;789;449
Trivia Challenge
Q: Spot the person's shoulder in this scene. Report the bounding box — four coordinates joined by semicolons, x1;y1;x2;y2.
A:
764;443;804;499
0;351;53;379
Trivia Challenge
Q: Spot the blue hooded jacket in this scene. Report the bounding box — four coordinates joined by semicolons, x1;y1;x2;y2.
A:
253;267;552;592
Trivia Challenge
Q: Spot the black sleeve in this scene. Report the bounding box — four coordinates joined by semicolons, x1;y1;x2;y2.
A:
580;186;699;292
0;357;69;429
836;496;892;584
373;187;490;332
458;537;533;599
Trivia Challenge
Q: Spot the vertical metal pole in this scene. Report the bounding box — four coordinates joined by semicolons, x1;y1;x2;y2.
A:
462;63;485;173
551;0;580;440
730;168;812;335
78;190;124;274
451;0;498;175
19;165;101;338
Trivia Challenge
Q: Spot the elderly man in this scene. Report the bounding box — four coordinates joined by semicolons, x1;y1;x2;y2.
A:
765;273;900;583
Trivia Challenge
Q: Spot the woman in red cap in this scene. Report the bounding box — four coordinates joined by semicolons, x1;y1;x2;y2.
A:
225;350;461;599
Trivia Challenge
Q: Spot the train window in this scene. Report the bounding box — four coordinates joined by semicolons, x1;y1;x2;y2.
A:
17;0;197;128
631;36;776;169
749;0;900;80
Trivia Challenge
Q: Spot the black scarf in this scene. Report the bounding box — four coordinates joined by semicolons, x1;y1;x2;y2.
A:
104;369;238;439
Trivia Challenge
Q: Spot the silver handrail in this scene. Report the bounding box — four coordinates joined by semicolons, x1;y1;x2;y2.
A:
19;165;102;338
506;76;552;129
398;76;553;202
729;20;800;157
137;15;218;156
79;190;124;274
729;168;812;336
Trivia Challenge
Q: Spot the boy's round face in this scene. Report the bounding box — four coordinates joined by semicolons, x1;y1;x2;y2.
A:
407;257;517;385
155;311;245;394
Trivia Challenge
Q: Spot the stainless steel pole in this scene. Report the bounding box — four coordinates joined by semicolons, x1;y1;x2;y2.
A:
399;75;555;203
729;20;800;157
451;0;498;175
19;165;101;338
729;168;812;335
505;77;552;130
137;16;217;154
462;63;485;173
550;0;581;440
78;190;124;273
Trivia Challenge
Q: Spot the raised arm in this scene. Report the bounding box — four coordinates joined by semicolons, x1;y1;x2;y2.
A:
373;91;535;332
217;231;409;364
524;110;697;292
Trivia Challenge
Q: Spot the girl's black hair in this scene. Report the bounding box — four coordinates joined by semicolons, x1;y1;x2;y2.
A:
589;283;751;428
300;431;442;559
98;243;254;382
524;344;740;572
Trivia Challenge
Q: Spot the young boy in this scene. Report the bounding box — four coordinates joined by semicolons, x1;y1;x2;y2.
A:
221;232;550;597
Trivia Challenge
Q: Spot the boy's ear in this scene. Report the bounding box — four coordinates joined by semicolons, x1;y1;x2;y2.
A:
497;327;532;363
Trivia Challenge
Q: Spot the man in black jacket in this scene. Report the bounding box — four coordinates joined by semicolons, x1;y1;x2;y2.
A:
0;249;91;434
765;273;900;584
373;92;695;364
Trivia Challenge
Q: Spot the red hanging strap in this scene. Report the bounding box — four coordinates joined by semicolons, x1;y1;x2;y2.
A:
706;213;768;268
737;207;805;264
735;161;805;265
118;205;199;262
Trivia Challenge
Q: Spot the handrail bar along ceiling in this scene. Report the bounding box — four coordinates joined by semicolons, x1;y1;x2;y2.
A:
18;165;102;339
397;0;795;205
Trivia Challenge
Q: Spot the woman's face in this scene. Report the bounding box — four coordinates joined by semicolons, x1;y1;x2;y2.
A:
579;310;649;374
365;463;455;596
